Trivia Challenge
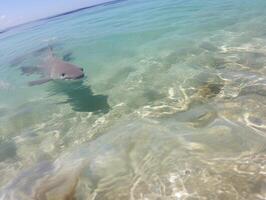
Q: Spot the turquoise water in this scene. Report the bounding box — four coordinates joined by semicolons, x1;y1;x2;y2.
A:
0;0;266;199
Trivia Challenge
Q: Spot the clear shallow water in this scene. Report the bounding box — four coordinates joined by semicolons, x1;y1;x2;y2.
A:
0;0;266;199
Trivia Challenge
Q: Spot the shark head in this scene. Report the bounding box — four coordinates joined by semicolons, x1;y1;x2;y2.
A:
59;67;84;80
52;61;85;80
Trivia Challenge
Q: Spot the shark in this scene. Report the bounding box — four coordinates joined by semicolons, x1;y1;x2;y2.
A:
20;48;84;86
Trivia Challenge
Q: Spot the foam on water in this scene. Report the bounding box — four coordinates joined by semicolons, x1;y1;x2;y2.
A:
0;0;266;199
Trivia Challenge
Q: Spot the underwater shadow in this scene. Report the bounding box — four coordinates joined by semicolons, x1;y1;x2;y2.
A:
48;81;110;113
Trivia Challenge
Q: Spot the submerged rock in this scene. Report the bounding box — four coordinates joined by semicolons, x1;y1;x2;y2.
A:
164;103;217;127
240;84;266;97
0;139;17;162
197;82;223;98
182;72;224;101
236;52;266;69
1;117;265;199
199;41;219;52
0;160;81;200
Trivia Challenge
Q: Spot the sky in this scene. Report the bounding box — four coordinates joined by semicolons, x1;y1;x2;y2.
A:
0;0;112;30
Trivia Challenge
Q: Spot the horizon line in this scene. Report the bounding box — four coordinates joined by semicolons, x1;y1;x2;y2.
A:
0;0;126;34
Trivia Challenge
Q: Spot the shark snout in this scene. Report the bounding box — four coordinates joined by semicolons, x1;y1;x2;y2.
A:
76;68;85;79
76;73;84;79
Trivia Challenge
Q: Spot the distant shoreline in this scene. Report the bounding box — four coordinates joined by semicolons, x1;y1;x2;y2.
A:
0;0;126;34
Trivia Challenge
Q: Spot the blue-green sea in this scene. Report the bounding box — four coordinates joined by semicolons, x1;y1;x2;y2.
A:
0;0;266;199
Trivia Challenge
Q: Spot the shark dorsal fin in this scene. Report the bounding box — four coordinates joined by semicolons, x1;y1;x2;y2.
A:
47;46;55;57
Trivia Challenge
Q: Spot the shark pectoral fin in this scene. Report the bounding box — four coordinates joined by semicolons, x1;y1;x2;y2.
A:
28;78;52;86
21;66;39;76
62;52;74;61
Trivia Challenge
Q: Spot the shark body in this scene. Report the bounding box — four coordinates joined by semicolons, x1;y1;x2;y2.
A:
21;49;84;86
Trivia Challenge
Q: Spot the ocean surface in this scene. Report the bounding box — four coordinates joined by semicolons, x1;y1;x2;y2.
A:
0;0;266;199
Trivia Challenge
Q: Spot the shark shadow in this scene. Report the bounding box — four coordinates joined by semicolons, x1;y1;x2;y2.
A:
48;81;110;113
